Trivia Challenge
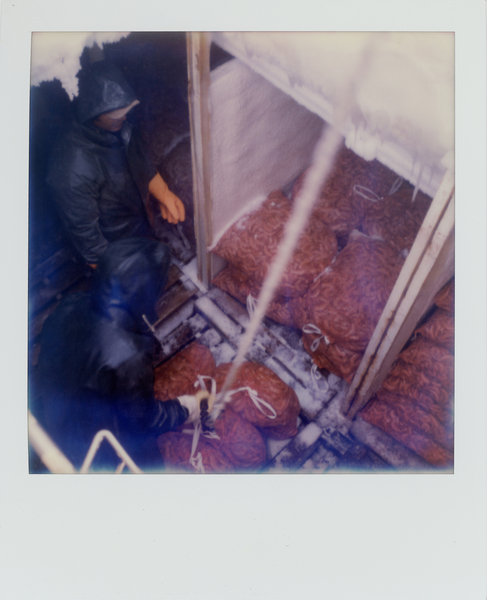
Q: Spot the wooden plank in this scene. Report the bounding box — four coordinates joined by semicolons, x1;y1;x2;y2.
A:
195;295;244;346
342;170;455;417
350;418;434;471
154;279;198;325
187;32;213;287
207;286;322;388
153;312;209;366
264;422;323;472
165;263;183;289
296;443;339;473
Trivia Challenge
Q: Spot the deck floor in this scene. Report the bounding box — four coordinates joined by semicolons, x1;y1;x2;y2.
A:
29;223;435;474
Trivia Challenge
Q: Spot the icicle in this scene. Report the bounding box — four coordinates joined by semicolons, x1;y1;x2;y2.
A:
412;162;425;202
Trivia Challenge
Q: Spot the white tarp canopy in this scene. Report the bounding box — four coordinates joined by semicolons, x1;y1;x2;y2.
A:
212;32;454;196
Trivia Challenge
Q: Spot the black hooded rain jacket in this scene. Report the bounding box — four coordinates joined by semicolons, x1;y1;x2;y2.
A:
46;62;157;265
33;238;188;469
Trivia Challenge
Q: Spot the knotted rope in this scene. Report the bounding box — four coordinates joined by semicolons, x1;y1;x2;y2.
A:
302;323;330;351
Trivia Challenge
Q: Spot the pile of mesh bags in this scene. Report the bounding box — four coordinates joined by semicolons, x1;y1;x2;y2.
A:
362;186;432;254
291;145;400;246
298;231;405;381
359;279;454;468
154;342;301;473
211;143;432;384
211;190;338;299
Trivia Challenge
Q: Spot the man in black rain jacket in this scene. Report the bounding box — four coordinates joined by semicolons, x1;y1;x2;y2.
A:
46;61;185;267
33;238;199;470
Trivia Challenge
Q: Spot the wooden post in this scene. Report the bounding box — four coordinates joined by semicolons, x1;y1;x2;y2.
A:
342;169;455;418
186;32;213;287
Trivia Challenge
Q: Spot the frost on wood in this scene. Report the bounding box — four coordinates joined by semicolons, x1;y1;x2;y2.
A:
31;32;129;98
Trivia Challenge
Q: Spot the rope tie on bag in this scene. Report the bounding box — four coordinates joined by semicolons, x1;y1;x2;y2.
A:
388;177;403;196
353;185;381;203
302;323;330;351
353;177;403;204
225;386;277;419
195;374;217;399
180;375;220;473
185;377;278;471
310;364;329;393
188;422;205;473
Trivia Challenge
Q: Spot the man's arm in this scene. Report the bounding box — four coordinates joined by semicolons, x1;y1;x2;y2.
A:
47;148;109;265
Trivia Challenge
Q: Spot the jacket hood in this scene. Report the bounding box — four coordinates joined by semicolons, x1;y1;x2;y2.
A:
92;238;171;328
76;61;138;123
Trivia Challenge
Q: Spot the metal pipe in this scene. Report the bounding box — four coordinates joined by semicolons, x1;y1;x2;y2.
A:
79;430;143;474
28;411;77;474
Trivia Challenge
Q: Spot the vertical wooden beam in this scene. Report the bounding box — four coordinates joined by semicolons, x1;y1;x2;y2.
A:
342;169;455;418
187;32;213;287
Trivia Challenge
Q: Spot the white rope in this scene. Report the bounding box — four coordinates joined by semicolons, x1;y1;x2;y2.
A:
194;374;217;398
310;364;329;393
189;452;205;473
302;323;330;351
186;422;204;473
353;184;381;203
183;421;219;474
228;387;277;419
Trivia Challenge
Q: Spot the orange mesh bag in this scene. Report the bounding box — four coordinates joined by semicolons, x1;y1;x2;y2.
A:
399;337;454;392
362;187;432;253
291;145;399;241
382;367;449;407
414;309;454;353
433;278;454;313
156;429;235;473
214;362;300;440
376;388;453;427
301;333;363;382
303;231;404;353
360;397;453;468
157;406;266;473
211;190;338;298
212;265;307;330
153;342;216;401
374;393;452;449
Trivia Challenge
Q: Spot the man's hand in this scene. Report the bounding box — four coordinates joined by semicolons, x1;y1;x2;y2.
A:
158;188;186;224
178;389;216;425
148;173;186;224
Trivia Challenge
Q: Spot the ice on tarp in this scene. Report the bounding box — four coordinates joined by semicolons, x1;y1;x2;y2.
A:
213;32;454;196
